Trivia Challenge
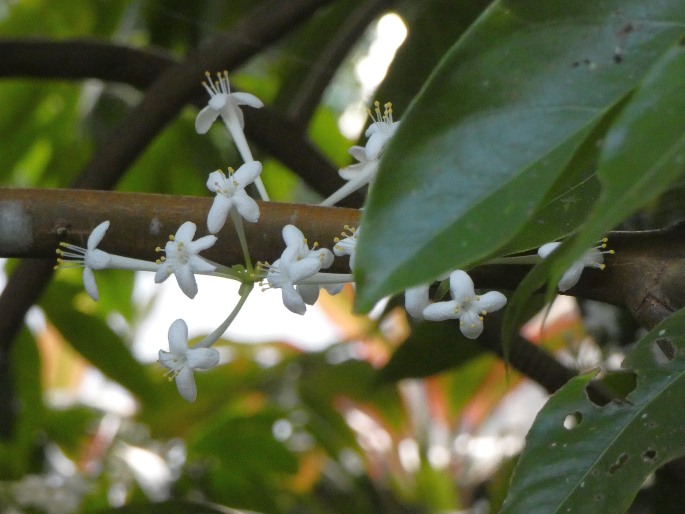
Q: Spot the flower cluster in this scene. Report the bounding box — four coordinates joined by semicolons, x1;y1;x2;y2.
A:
261;225;344;315
53;71;615;404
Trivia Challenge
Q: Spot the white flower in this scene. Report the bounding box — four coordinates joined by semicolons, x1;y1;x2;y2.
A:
56;221;157;301
320;101;398;207
206;161;262;232
155;221;217;299
195;71;264;135
338;145;379;183
538;239;612;292
159;319;220;402
264;225;339;315
422;270;507;339
364;100;399;160
55;220;111;301
333;226;360;270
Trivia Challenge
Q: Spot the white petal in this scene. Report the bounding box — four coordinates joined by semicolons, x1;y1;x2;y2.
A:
282;285;306;315
155;263;171;284
297;284;320;306
175;221;197;244
234;160;262;186
324;283;344;296
310;248;334;269
206;170;228;193
405;285;429;319
175;367;197;402
82;267;99;301
195;106;220;134
348;145;367;161
423;301;459;321
234;192;260;223
449;270;476;304
289;258;322;283
458;311;484;339
168;319;189;354
175;265;199;299
538;242;561;259
231;91;264;109
188;255;216;274
477;291;507;313
87;220;110;250
207;195;233;234
364;131;386;160
189;234;218;254
282;225;304;247
158;349;178;370
558;262;585;292
186;347;220;370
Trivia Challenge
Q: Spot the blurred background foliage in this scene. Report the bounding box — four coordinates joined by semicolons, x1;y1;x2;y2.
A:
0;0;677;513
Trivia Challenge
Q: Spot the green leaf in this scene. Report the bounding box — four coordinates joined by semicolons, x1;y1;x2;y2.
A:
546;41;685;287
503;41;685;345
377;320;483;382
355;1;685;310
378;0;492;113
501;307;685;513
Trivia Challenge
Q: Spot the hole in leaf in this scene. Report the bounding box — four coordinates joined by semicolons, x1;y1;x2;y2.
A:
586;370;637;406
563;411;583;430
651;337;676;365
594;494;605;502
642;449;658;463
608;453;629;474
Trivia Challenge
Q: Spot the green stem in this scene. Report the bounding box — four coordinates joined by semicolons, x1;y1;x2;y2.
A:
195;283;253;348
230;208;253;273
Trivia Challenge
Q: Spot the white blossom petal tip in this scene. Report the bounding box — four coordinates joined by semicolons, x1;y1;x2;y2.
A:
421;269;507;339
405;284;430;319
159;319;220;402
538;238;614;292
155;221;218;298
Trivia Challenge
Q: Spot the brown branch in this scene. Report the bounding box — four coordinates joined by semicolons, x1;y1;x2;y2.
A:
0;187;630;403
0;188;359;271
5;188;685;326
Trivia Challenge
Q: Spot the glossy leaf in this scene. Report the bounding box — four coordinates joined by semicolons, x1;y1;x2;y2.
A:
503;40;685;345
377;320;483;382
502;307;685;513
544;41;685;289
356;0;685;310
